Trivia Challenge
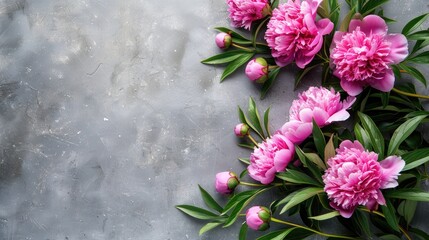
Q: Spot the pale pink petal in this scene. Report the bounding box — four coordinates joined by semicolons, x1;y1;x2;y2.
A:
317;18;334;35
380;156;405;189
260;167;277;184
281;121;313;144
370;69;395;92
340;78;364;96
274;149;294;172
299;108;314;123
342;96;357;109
358;15;388;35
385;34;409;63
312;107;330;126
339;140;365;152
326;110;350;123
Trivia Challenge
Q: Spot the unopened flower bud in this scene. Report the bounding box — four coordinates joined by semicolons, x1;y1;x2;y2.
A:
246;206;271;231
245;58;269;83
215;171;239;195
215;32;232;50
234;123;249;137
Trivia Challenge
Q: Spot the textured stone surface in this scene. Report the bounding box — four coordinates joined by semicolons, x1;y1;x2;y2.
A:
0;0;428;239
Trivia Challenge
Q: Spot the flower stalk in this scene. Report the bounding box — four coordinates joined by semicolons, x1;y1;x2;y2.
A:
392;87;429;100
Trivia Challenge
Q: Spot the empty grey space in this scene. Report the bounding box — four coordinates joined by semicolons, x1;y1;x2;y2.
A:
0;0;428;239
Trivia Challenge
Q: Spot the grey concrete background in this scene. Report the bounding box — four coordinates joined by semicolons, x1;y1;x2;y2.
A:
0;0;427;239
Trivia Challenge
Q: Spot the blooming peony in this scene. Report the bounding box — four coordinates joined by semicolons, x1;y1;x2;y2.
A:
330;15;408;96
280;87;355;144
215;171;239;194
246;206;271;231
226;0;271;30
248;133;295;184
323;140;405;218
265;0;334;68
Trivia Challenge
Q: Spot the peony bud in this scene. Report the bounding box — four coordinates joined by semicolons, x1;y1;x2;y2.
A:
215;171;239;195
234;123;249;137
215;32;232;50
246;206;271;231
245;58;269;83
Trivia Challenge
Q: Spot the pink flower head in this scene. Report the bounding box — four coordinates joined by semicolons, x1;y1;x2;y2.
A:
234;123;250;137
323;140;405;218
215;171;240;195
265;0;334;68
226;0;271;30
246;206;271;231
330;15;408;96
280;87;355;144
248;133;295;184
215;32;232;49
245;58;269;83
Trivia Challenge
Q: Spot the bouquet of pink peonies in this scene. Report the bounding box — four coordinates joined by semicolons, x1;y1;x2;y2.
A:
177;0;429;239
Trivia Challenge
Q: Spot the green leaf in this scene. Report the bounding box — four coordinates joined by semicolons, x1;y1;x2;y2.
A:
412;39;429;54
305;153;326;170
309;211;340;221
295;146;324;183
222;190;257;214
357;112;385;159
271;228;297;240
264;107;271;137
239;169;248;178
256;230;288;240
407;51;429;64
312;119;326;159
398;63;427;87
220;53;254;82
379;235;402;240
280;187;323;214
215;27;249;41
223;188;271;227
361;0;390;16
354;123;372;151
353;210;371;237
260;67;281;99
407;30;429;41
201;50;248;64
402;13;429;36
409;227;429;240
381;199;400;232
402;148;429;171
339;9;355;32
385;188;429;202
238;106;264;139
271;0;280;9
199;185;223;213
248;97;265;138
176;205;223;220
387;114;428;155
276;170;322;187
238;143;254;150
239;222;248;240
199;222;222;235
398;199;417;225
238;157;250;165
324;134;335;163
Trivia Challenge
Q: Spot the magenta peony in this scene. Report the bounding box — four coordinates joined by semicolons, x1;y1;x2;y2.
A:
280;87;355;144
264;0;333;68
215;171;239;195
226;0;271;30
323;140;405;218
245;58;269;83
248;133;295;184
246;206;271;231
330;15;408;96
215;32;232;49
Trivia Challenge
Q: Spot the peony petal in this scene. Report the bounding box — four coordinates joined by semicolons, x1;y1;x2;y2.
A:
312;107;330;126
274;149;293;172
357;15;388;35
340;78;365;96
348;18;362;32
274;53;294;67
326;109;350;123
295;51;316;69
385;34;409;63
260;167;277;184
379;156;405;189
341;96;357;110
317;18;334;35
298;108;314;123
370;69;395;92
280;121;312;144
330;31;345;52
339;140;365;152
330;201;355;218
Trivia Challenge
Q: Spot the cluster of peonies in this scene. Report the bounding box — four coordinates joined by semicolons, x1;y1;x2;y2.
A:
219;0;408;95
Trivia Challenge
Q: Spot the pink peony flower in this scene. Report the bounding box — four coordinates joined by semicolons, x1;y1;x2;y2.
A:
265;0;334;68
215;171;240;195
246;206;271;231
215;32;232;49
234;123;250;137
279;87;355;144
323;140;405;218
245;58;269;83
226;0;271;30
330;15;408;96
248;133;295;184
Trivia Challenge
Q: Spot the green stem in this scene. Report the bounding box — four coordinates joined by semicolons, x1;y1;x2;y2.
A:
240;181;286;187
247;134;259;146
253;17;270;49
232;43;254;52
316;53;330;63
392;87;429;100
360;208;411;240
271;217;356;239
268;65;279;70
